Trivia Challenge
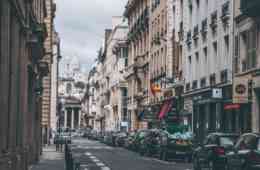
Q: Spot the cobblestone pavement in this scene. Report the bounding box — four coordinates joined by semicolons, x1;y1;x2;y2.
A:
30;145;65;170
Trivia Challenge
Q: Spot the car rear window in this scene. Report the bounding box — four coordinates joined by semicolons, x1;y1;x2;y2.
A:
220;136;236;146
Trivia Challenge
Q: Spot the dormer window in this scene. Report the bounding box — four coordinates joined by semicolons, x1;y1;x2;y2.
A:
193;25;199;40
186;30;192;45
201;19;208;35
221;2;230;21
210;11;218;31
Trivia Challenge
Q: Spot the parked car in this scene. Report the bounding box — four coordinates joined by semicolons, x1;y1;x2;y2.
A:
193;133;238;170
124;132;136;150
115;132;128;147
159;131;193;162
227;133;260;170
133;130;151;152
138;129;161;156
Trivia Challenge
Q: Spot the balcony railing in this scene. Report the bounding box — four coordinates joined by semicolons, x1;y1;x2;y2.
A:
241;0;260;17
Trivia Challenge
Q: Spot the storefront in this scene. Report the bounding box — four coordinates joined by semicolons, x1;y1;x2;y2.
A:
191;85;235;142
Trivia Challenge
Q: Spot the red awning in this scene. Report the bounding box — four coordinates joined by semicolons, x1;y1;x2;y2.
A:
224;104;240;110
158;100;172;119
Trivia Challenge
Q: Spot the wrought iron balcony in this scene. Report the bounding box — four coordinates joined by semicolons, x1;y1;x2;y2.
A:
241;0;260;17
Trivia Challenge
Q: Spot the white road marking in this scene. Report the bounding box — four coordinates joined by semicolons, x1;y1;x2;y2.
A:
89;156;97;159
85;152;92;156
96;162;105;167
92;159;100;162
84;151;111;170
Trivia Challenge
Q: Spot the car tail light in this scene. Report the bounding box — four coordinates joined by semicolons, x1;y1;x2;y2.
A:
250;152;260;163
214;147;225;155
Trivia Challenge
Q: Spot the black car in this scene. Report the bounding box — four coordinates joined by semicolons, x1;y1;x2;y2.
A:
138;129;161;156
159;131;193;162
124;132;136;150
115;132;128;147
227;133;260;170
193;133;238;170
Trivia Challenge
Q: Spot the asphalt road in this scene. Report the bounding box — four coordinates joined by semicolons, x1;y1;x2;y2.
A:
70;138;193;170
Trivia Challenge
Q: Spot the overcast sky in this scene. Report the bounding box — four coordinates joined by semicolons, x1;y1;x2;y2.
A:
55;0;127;73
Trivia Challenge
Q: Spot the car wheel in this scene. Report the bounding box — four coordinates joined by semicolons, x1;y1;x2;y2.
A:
193;157;201;170
161;150;168;161
208;161;215;170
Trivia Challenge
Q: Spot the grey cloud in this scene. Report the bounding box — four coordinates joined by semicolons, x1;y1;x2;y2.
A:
55;0;127;72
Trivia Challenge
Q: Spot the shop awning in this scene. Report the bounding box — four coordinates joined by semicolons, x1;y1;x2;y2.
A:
158;100;172;119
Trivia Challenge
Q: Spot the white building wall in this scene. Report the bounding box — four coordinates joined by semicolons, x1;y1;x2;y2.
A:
183;0;233;89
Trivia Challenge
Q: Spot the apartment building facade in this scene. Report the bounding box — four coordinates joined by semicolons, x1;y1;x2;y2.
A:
124;0;150;130
0;0;48;169
233;0;260;133
181;0;234;141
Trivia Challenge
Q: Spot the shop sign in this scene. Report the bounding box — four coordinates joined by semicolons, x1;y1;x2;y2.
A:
163;89;175;98
184;99;193;114
224;104;240;110
212;88;222;99
233;76;249;103
121;121;128;127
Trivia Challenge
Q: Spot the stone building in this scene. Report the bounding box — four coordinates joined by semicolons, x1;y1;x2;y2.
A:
102;17;128;131
41;0;56;145
233;0;260;133
58;56;86;130
148;0;185;129
124;0;151;130
181;0;234;141
50;31;61;132
0;0;49;169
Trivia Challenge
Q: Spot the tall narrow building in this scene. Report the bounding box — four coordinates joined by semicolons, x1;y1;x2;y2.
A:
233;0;260;133
124;0;151;130
42;0;56;144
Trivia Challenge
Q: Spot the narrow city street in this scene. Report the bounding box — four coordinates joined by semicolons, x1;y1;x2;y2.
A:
70;138;193;170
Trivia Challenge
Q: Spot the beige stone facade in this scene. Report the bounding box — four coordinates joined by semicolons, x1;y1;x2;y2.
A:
41;0;56;144
233;0;260;133
124;0;150;130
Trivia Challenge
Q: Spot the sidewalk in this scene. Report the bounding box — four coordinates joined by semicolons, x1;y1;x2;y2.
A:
30;145;65;170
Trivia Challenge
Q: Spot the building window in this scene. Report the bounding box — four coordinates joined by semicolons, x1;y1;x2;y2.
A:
200;77;206;88
221;2;230;21
192;80;198;89
188;55;192;64
210;11;217;32
213;41;217;57
241;29;257;71
235;35;239;57
210;74;216;86
224;35;229;57
186;83;191;91
220;69;228;83
195;52;199;63
203;47;208;61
